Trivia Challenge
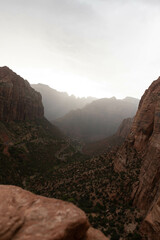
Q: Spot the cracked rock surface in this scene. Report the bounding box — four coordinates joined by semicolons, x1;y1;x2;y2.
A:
0;185;108;240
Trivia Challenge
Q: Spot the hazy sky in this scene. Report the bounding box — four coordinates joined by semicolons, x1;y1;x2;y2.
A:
0;0;160;98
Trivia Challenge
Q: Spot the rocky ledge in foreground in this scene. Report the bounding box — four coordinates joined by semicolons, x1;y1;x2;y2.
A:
0;185;108;240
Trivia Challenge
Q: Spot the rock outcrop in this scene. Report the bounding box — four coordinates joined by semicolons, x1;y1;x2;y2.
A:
0;185;108;240
115;117;133;139
115;77;160;239
0;66;44;122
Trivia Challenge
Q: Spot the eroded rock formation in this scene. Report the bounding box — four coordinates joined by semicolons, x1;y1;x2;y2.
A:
0;185;108;240
115;77;160;239
116;117;133;139
0;66;44;121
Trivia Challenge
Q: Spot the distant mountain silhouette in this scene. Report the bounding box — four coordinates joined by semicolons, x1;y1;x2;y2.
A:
31;84;96;121
54;97;139;142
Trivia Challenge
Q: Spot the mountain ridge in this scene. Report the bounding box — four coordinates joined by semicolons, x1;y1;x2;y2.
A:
31;83;97;121
54;97;139;142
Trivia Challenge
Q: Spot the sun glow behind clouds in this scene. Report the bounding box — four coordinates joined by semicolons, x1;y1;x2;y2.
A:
15;67;114;98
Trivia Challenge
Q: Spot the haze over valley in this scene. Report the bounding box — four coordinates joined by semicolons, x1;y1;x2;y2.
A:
54;96;138;142
31;83;97;121
31;83;139;143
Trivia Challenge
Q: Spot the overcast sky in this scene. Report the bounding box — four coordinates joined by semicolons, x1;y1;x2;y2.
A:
0;0;160;98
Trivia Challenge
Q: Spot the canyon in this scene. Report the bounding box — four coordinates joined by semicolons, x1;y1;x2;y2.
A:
0;67;159;239
54;97;138;142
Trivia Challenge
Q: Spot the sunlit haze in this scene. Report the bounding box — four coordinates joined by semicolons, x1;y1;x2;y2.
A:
1;0;160;98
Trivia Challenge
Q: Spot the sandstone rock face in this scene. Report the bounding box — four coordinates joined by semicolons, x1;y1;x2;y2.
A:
0;185;108;240
116;117;133;139
128;78;160;152
114;77;160;239
0;66;44;122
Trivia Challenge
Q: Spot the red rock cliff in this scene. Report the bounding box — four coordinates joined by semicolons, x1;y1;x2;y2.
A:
114;77;160;239
0;66;44;121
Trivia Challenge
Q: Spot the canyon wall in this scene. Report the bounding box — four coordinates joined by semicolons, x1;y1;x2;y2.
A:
115;77;160;239
0;67;44;121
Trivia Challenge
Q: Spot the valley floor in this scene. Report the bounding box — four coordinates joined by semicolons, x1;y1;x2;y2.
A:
23;147;144;240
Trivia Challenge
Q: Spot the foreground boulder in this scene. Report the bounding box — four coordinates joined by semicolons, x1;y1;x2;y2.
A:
0;185;108;240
